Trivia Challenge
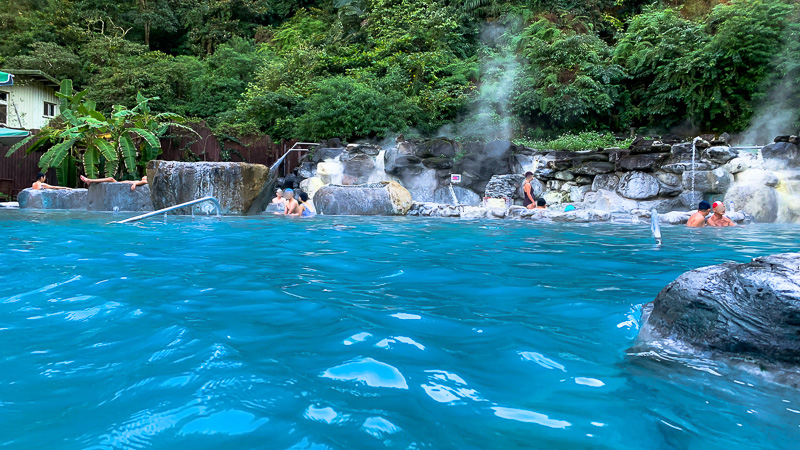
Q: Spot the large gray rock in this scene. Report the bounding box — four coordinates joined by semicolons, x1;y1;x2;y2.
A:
702;146;738;164
681;168;733;194
569;185;591;202
616;153;668;171
654;171;682;197
761;142;799;164
342;153;376;181
724;184;779;223
453;140;514;193
87;183;154;212
433;186;481;206
678;191;705;209
485;174;525;199
414;138;458;158
147;161;271;215
636;253;800;364
617;171;660;200
17;188;87;210
314;181;413;215
592;173;619;191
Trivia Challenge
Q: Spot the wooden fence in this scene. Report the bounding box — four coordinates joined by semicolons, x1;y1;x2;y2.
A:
0;123;301;199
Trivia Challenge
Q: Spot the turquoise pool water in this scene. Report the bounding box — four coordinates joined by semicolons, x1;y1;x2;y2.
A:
1;210;799;448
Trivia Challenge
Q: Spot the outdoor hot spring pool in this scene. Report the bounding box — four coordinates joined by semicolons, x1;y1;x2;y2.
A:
1;210;799;449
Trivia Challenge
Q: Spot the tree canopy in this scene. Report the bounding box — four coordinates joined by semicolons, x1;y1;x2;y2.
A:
1;0;798;141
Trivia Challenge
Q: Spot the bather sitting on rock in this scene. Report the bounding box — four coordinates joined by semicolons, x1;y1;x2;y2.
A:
80;175;147;191
272;188;285;204
275;188;300;215
32;172;71;190
535;198;547;209
687;201;711;227
707;201;736;227
522;172;537;209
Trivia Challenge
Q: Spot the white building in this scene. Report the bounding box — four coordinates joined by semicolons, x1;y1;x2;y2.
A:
0;69;60;131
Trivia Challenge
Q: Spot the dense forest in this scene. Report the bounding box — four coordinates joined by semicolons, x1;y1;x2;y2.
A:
1;0;798;143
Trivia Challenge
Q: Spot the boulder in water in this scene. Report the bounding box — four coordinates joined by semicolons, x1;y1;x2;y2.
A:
485;174;525;199
87;183;154;212
724;184;779;223
146;161;271;215
681;167;733;194
18;188;87;209
636;253;800;364
314;181;412;215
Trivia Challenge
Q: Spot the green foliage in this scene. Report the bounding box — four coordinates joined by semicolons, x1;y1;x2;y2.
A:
1;0;798;142
512;18;626;130
517;131;632;151
5;80;196;186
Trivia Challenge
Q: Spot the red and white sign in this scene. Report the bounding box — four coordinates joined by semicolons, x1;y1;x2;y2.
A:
450;174;462;184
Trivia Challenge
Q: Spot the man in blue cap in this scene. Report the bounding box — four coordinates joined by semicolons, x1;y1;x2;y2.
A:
687;201;711;227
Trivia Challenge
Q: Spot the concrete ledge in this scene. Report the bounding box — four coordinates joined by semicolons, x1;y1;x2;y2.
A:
17;188;87;210
87;183;153;212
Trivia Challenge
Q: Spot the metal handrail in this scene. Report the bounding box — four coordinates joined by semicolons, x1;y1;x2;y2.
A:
270;142;320;174
114;196;221;224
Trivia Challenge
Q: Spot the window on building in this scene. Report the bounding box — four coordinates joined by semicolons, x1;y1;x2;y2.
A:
0;91;8;125
44;102;57;118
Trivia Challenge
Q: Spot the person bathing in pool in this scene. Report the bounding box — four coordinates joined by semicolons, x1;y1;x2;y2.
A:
707;201;736;227
275;188;300;215
687;201;712;227
32;172;71;190
292;191;316;217
80;175;147;191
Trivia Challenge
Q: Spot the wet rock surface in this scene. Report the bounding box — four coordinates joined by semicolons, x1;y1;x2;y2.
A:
314;181;412;215
18;188;88;210
147;161;271;215
637;253;800;364
87;183;153;212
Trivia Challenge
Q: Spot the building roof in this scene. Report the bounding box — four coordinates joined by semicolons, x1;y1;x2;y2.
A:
0;69;60;88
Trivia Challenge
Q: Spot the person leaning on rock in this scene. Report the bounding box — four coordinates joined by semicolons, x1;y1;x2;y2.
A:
707;201;736;227
687;201;711;227
522;171;537;209
32;172;71;190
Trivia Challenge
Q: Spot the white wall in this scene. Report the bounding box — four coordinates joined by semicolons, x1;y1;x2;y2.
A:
1;80;60;130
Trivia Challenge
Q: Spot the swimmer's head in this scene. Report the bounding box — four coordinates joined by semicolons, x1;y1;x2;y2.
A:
299;192;309;202
276;188;283;195
283;188;294;198
698;201;711;212
525;171;534;179
537;198;546;207
712;201;725;214
36;172;46;181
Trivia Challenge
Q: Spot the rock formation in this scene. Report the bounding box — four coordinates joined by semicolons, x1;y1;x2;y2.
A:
636;253;800;364
314;181;412;215
18;188;87;210
147;161;271;215
87;183;153;212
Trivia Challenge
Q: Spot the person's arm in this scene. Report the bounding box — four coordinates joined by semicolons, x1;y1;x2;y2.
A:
290;204;304;216
42;183;70;190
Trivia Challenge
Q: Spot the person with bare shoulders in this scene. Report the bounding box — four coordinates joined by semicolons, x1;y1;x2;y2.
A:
80;175;148;191
707;201;736;227
32;172;71;190
687;201;711;227
272;188;285;204
522;171;537;209
275;188;300;215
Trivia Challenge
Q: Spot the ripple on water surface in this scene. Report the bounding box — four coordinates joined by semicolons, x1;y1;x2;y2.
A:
0;210;799;448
